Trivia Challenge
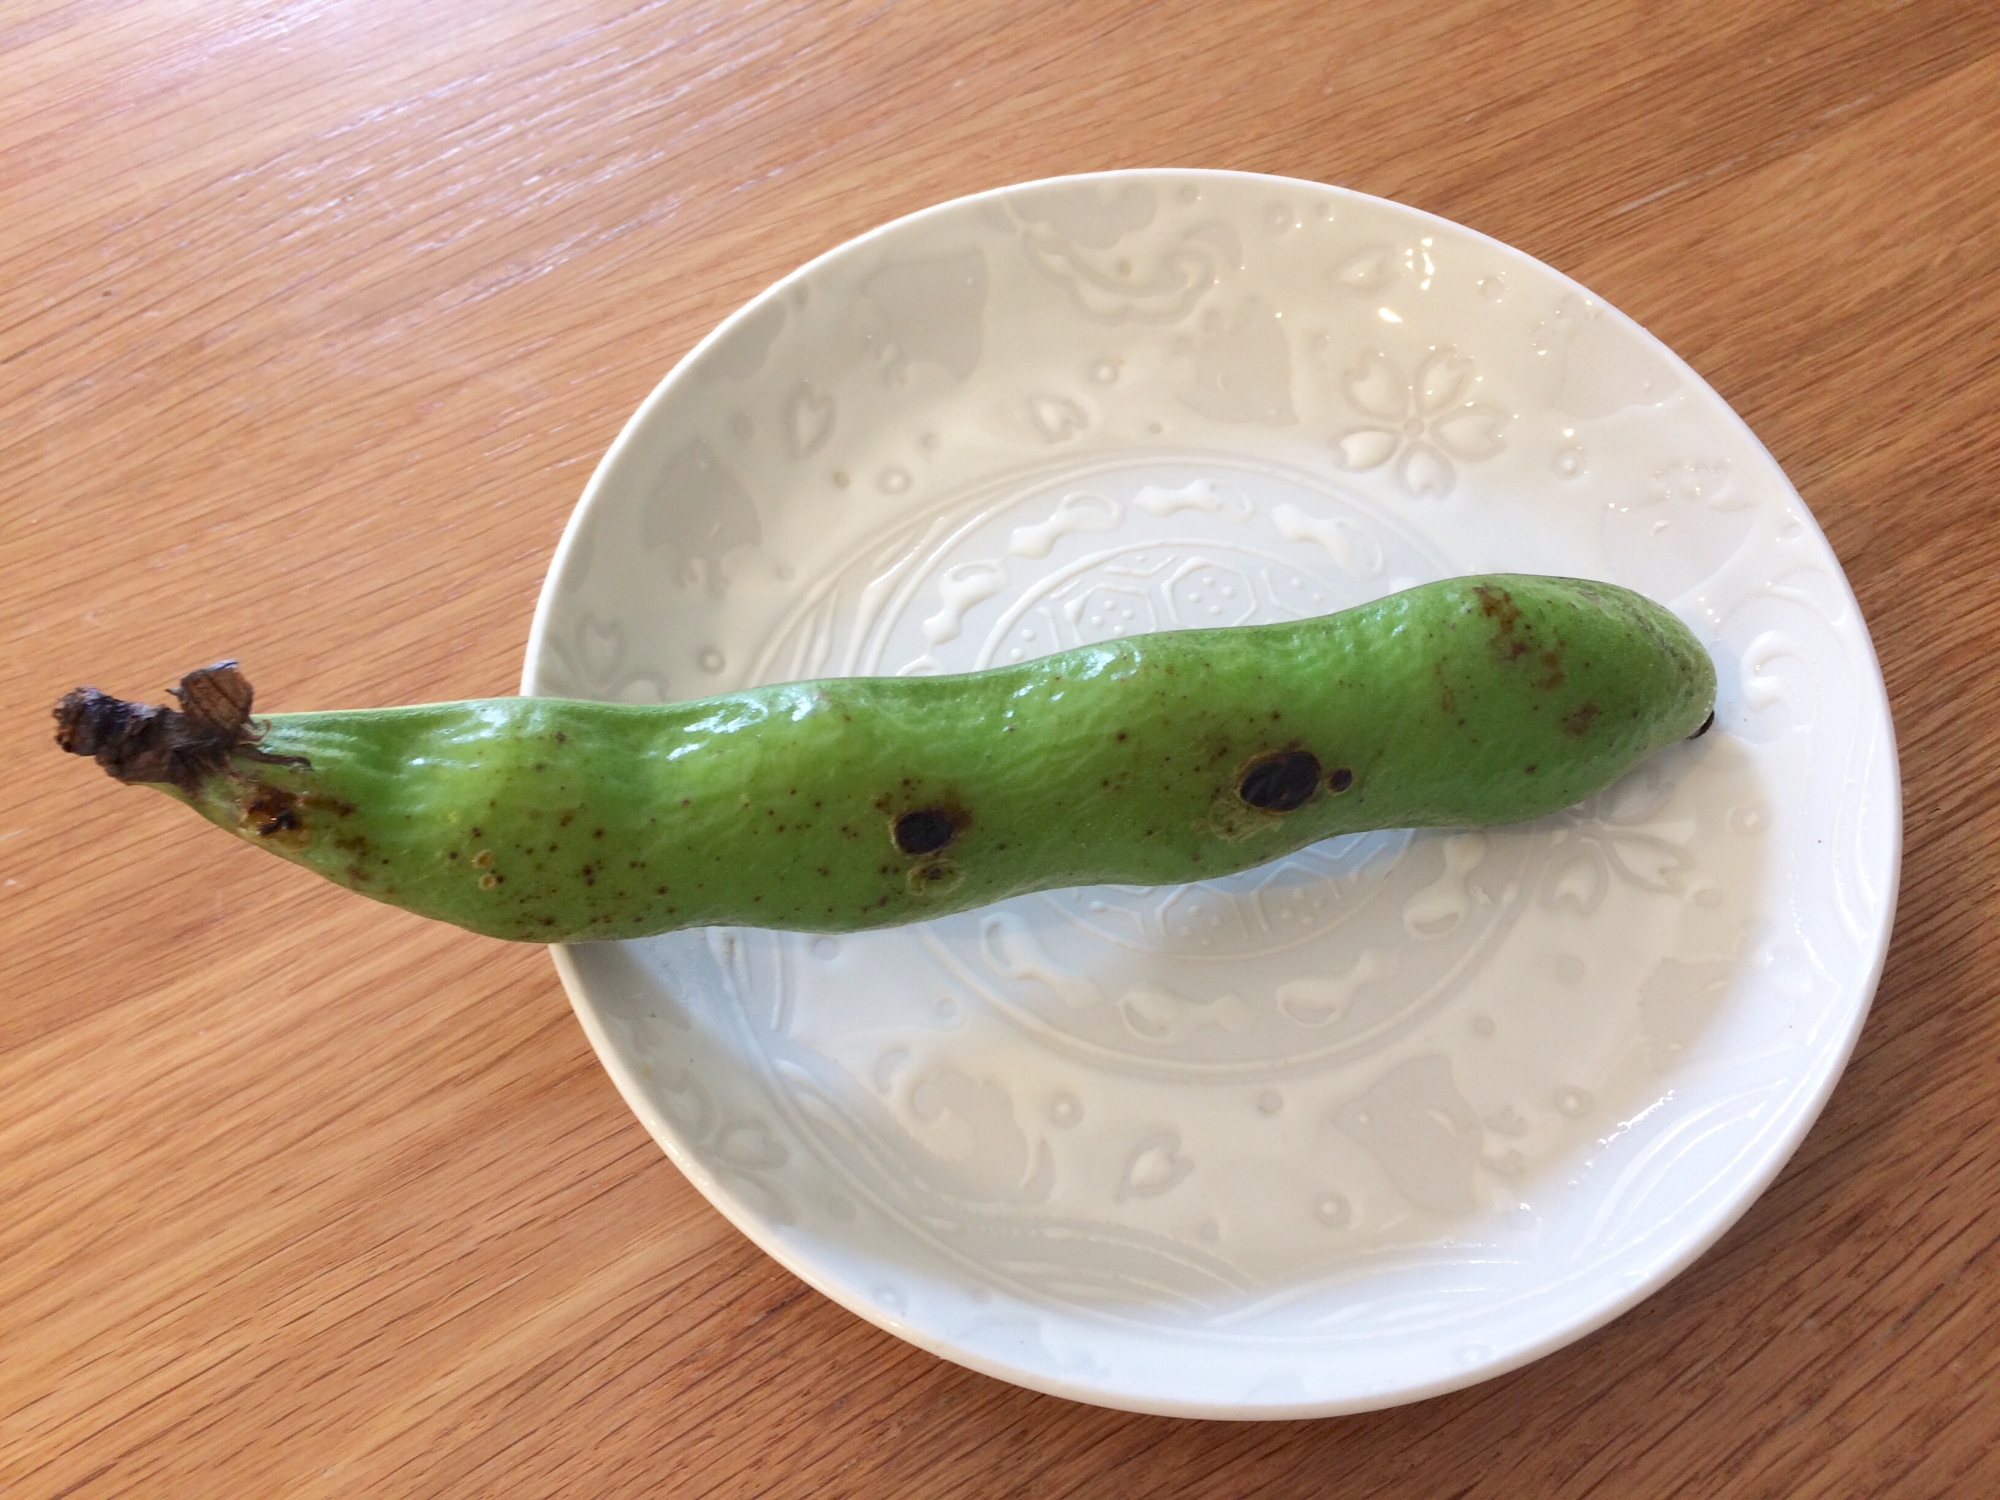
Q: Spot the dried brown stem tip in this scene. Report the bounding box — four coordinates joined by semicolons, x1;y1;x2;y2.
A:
54;661;305;792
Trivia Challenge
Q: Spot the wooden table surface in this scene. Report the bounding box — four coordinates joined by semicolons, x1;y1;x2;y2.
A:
5;2;1998;1494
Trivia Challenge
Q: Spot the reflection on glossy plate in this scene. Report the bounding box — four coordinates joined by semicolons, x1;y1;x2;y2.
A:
521;171;1899;1417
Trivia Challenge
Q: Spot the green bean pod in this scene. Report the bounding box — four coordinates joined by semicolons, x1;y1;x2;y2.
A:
55;575;1714;942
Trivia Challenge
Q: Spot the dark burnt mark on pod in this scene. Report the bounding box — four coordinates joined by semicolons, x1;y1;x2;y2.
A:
907;857;965;897
1561;700;1600;737
1434;659;1457;716
1328;766;1354;794
1472;584;1532;662
242;782;304;840
893;807;961;856
1237;749;1322;812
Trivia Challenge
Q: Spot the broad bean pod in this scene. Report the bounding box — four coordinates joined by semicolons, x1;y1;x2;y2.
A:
56;575;1715;942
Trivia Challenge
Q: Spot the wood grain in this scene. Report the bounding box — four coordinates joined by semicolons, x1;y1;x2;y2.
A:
4;2;1997;1494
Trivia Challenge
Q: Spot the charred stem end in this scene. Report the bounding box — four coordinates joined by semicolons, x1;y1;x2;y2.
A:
53;661;305;792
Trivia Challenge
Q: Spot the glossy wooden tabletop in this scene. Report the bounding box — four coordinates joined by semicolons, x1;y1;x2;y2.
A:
5;2;1998;1494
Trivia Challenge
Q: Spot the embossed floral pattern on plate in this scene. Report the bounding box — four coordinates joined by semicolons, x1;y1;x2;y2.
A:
524;171;1900;1418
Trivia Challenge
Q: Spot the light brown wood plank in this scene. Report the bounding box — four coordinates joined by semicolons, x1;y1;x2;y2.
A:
5;2;1997;1495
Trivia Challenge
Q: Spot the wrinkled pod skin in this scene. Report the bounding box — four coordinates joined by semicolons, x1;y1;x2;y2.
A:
55;576;1715;943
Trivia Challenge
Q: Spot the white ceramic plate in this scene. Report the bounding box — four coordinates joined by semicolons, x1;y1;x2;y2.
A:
522;171;1899;1418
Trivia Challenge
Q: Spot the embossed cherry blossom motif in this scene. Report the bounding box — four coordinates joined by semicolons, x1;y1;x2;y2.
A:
1333;349;1508;499
648;1062;794;1222
1539;759;1697;916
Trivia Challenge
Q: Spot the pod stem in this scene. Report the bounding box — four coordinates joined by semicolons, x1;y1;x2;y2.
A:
54;661;307;792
